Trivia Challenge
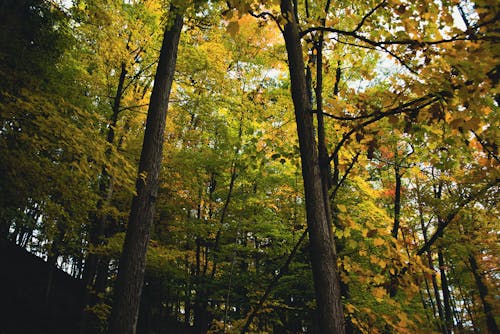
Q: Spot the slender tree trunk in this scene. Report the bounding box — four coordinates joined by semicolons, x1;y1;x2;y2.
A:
80;61;127;334
438;248;453;334
416;179;446;332
391;165;401;239
280;1;345;332
108;10;184;334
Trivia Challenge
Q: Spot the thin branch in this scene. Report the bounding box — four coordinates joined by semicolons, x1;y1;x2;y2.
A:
121;59;159;95
240;227;309;334
457;4;471;31
248;10;284;34
416;179;499;256
471;130;500;163
301;24;495;46
328;94;441;162
330;152;360;201
353;1;387;32
118;104;149;113
324;0;332;17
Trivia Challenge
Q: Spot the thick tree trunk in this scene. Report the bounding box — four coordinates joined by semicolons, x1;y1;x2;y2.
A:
280;1;345;333
108;10;184;334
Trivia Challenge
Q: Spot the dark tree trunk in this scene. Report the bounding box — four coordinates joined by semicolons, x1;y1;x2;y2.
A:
280;0;345;333
80;61;127;334
438;248;453;334
468;253;499;334
107;10;184;334
391;165;401;239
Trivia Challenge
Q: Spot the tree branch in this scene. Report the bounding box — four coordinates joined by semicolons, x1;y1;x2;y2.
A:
240;227;309;334
416;179;499;256
471;130;500;164
330;152;360;201
329;94;442;162
353;1;387;32
248;10;284;34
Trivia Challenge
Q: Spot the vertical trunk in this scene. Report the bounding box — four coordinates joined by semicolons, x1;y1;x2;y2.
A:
438;248;453;334
280;1;345;333
468;253;499;334
387;163;402;298
315;38;333;224
430;254;447;334
108;10;184;334
391;165;401;239
416;180;446;332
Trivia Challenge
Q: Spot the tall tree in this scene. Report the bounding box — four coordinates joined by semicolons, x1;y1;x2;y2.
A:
279;0;346;332
107;5;184;334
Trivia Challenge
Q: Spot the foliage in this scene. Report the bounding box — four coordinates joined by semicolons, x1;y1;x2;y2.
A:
1;0;498;333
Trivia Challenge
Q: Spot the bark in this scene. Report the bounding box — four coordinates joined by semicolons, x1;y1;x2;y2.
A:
438;248;453;334
107;10;183;334
315;38;333;220
391;165;401;239
468;253;499;334
280;0;345;332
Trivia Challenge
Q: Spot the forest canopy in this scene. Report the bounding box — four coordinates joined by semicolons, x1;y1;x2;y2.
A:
0;0;498;333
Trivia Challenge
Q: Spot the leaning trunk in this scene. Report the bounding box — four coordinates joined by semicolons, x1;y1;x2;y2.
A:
107;9;184;334
280;0;345;333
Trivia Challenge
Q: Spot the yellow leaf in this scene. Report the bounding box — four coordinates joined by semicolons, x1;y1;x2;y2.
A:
373;237;385;247
372;287;386;302
345;303;356;314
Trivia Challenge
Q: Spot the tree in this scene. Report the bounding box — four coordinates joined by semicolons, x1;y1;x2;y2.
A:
1;1;498;333
107;5;184;334
279;0;346;332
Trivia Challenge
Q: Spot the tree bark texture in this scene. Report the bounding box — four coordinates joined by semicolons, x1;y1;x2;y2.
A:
108;10;183;334
280;1;345;333
468;253;499;334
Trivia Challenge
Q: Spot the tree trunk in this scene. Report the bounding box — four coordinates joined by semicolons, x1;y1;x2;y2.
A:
438;248;453;334
280;1;345;333
468;253;499;334
107;10;184;334
416;179;445;332
391;165;401;239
